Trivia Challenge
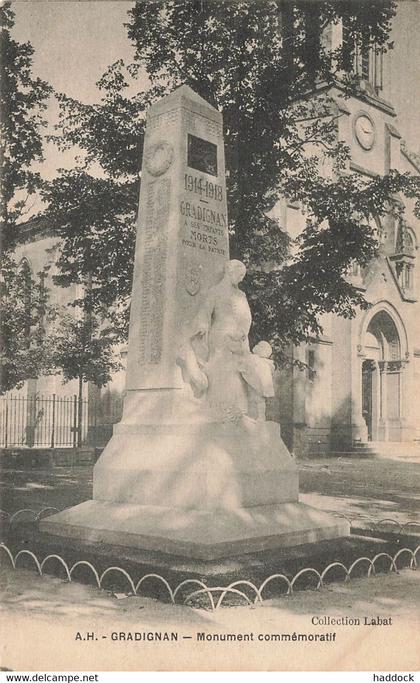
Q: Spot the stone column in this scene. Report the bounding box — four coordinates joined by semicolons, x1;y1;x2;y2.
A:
351;351;368;443
371;360;380;441
378;361;389;441
399;357;418;441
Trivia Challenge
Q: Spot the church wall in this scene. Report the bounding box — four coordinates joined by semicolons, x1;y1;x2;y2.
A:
414;355;420;441
10;226;129;448
272;363;294;452
329;317;353;450
302;340;333;454
276;47;420;453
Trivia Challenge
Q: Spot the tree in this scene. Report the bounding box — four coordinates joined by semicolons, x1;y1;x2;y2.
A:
0;254;54;393
0;1;51;250
49;299;122;446
42;169;137;339
0;2;54;392
46;0;420;365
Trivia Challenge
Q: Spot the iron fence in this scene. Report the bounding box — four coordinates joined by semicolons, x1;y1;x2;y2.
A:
0;394;89;448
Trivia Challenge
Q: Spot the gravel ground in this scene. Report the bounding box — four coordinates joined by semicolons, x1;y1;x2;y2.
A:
1;562;419;671
1;455;420;525
1;456;420;671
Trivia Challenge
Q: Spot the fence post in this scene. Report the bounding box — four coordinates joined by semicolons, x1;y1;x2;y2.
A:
72;395;78;471
72;395;77;449
26;391;36;447
5;401;8;448
77;391;83;449
51;394;56;449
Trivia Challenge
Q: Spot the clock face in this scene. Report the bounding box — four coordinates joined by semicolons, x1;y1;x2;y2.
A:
354;114;375;150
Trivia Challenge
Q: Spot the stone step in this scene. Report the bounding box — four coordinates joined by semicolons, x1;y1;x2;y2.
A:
324;451;373;458
324;442;420;461
305;440;420;460
353;441;420;450
40;499;350;561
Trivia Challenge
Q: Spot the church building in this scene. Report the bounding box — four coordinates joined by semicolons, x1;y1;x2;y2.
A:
271;17;420;455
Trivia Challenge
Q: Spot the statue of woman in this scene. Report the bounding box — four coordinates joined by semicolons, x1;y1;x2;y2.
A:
193;259;251;354
177;260;251;419
177;259;276;422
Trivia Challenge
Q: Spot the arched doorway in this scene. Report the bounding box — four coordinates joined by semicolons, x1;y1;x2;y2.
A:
361;310;403;442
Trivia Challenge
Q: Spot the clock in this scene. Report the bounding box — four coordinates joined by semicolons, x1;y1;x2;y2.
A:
144;141;174;176
354;113;376;151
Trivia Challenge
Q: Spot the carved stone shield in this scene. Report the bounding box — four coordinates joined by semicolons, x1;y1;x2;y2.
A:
184;263;202;296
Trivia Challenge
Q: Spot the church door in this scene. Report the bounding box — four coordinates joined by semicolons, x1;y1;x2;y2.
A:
362;361;374;441
361;310;404;442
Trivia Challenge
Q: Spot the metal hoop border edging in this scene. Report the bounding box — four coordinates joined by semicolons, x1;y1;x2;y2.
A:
1;539;419;612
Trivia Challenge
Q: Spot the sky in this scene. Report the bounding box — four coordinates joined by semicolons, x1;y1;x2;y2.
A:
13;1;135;105
10;0;420;188
12;1;137;186
387;0;420;152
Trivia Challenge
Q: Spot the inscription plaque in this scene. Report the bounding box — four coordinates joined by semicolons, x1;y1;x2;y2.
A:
187;133;218;176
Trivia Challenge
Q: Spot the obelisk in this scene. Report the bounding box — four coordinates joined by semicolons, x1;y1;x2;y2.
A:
41;86;348;559
119;85;229;421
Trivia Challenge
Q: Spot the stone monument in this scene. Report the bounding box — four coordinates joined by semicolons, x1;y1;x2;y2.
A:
41;85;348;560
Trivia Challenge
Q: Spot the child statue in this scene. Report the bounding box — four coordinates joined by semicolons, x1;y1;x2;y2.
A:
239;341;275;421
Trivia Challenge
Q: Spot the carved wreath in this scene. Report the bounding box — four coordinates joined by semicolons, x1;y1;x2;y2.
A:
144;141;174;177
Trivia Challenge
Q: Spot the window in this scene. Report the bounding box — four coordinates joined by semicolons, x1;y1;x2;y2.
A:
341;20;383;94
405;230;415;256
307;348;316;382
404;265;413;291
341;19;354;73
361;45;370;82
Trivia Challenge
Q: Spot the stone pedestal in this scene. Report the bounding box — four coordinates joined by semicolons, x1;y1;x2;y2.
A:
41;85;349;560
93;420;298;508
42;417;347;559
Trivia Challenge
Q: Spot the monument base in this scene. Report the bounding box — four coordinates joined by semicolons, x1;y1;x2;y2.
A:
40;499;349;560
40;418;349;560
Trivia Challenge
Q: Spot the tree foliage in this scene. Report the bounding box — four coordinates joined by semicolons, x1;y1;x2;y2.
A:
0;3;55;392
46;0;420;365
49;304;122;389
42;170;137;337
0;1;51;250
48;299;122;445
0;254;54;393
